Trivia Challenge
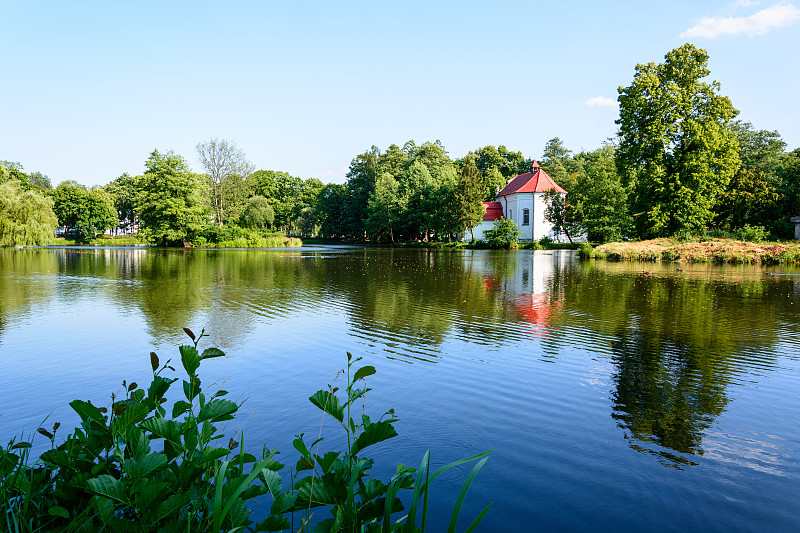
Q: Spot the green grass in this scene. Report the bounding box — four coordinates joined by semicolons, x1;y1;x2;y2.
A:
584;238;800;264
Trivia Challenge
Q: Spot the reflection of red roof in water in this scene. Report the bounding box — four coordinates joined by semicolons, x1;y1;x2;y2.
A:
515;293;561;338
496;161;566;197
482;201;503;220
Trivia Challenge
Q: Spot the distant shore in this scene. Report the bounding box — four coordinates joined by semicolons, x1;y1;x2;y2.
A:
582;238;800;264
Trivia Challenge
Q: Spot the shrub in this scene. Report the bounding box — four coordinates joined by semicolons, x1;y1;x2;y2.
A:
483;218;521;249
737;224;769;243
578;242;594;258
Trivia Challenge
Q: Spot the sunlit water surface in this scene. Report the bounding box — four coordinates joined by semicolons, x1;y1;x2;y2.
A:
1;246;799;532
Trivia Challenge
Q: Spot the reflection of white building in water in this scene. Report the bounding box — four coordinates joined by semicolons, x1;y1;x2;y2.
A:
467;250;572;335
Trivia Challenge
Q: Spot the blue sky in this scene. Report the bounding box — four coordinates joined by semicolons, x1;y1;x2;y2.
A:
2;0;798;187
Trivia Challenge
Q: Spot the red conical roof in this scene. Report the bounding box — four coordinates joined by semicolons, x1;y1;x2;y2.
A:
496;161;566;197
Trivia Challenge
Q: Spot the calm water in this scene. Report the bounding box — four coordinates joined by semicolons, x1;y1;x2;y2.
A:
1;246;799;532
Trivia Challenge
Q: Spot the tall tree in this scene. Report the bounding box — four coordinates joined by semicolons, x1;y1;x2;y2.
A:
52;182;118;238
28;171;52;190
543;189;581;243
455;158;487;240
366;173;402;243
570;146;631;243
136;150;208;246
105;173;139;233
196;138;254;227
616;43;740;238
344;146;380;238
316;183;347;239
0;179;58;245
252;170;304;232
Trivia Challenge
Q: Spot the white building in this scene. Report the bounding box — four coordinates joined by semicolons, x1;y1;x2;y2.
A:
470;161;569;242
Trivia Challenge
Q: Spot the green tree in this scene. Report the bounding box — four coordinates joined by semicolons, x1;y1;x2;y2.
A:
570;146;631;242
27;171;52;190
715;167;779;231
316;183;347;239
456;158;487;240
344;146;380;238
239;195;274;229
366;173;402;243
729;121;786;177
543;188;581;243
616;43;740;238
777;148;800;233
104;173;139;233
135;150;208;246
0;180;58;245
52;182;118;238
252;170;304;233
196;138;254;227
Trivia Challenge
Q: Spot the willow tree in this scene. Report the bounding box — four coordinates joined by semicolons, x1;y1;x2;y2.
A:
0;180;58;246
616;43;740;238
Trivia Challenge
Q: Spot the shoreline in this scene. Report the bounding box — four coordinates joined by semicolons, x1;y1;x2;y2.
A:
583;238;800;264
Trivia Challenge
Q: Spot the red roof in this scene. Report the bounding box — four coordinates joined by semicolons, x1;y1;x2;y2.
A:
496;161;566;197
482;201;503;220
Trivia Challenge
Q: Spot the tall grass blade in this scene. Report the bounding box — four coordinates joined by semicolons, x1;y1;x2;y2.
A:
446;457;489;533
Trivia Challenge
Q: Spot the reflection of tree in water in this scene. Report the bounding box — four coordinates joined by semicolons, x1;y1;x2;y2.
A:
610;330;728;467
0;249;59;343
554;262;795;468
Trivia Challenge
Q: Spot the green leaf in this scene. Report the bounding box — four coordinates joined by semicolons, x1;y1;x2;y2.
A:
126;453;167;481
150;351;159;372
270;492;297;515
179;344;201;375
201;347;225;359
127;427;150;460
183;327;196;341
260;469;282;497
351;420;398;455
117;402;150;429
141;418;184;451
197;399;238;422
48;506;70;519
254;514;292;532
10;441;31;450
154;493;190;523
87;474;128;504
200;447;232;465
315;451;340;474
183;376;201;401
70;399;106;425
353;365;376;382
309;390;344;423
172;400;191;418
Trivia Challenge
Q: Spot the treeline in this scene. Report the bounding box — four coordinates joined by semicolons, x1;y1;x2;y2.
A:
3;45;800;247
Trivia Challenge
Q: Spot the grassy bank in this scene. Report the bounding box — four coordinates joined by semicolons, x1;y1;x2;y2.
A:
51;234;303;248
582;238;800;264
394;240;581;250
53;235;146;246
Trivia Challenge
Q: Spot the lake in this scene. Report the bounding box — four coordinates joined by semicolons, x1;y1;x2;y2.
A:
1;246;799;531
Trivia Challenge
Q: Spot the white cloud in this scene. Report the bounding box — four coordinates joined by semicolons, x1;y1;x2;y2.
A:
731;0;761;9
681;2;800;38
586;96;618;108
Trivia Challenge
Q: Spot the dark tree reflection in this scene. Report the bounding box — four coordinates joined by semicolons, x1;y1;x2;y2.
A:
609;329;728;467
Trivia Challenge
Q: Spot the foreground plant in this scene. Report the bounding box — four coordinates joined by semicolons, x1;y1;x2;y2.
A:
292;354;492;533
1;328;290;532
1;331;492;533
